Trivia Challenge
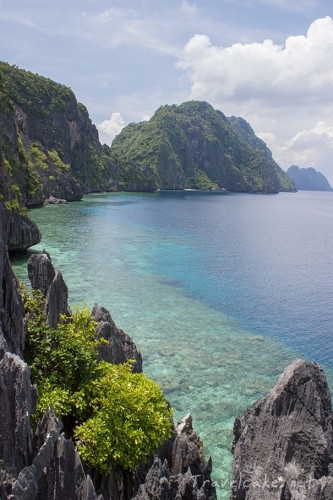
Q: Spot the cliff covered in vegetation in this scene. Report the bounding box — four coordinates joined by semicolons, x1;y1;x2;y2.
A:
110;101;295;193
0;61;157;208
0;62;294;209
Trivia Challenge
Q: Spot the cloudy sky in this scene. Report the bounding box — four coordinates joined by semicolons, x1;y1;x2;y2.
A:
1;0;333;182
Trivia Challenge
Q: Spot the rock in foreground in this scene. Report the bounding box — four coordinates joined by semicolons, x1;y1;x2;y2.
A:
231;359;333;499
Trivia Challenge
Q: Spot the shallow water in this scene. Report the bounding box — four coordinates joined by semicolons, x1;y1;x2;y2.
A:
11;190;333;498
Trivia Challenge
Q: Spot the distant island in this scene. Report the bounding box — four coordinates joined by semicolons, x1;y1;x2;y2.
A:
286;165;332;191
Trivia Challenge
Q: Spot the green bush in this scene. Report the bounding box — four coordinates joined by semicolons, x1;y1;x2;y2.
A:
49;150;70;170
22;287;173;472
30;142;48;170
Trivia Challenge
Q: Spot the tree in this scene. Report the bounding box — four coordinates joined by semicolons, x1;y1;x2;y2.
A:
22;286;173;472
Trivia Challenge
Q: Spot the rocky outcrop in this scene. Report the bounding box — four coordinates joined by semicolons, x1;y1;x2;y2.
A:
44;195;67;204
0;352;37;490
0;203;41;252
27;252;55;297
92;303;143;372
231;359;333;499
134;414;216;500
45;270;71;328
27;252;71;328
11;410;101;500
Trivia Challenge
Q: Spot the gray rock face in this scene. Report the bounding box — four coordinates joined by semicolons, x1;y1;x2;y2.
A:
0;353;37;487
46;270;71;328
0;203;41;252
0;237;26;357
27;252;55;297
134;414;216;500
231;359;333;500
27;253;71;328
92;303;143;372
11;410;101;500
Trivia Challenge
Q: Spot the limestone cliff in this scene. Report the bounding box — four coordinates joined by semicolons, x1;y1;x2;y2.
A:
1;62;295;203
231;359;333;499
0;202;41;252
110;101;295;193
0;61;157;207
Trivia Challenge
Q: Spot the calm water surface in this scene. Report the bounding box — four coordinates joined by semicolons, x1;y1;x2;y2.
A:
11;190;333;499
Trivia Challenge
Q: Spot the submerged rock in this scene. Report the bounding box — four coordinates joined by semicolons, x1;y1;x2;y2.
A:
231;359;333;499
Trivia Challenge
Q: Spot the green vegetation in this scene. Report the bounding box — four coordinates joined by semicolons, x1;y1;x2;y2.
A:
48;150;70;170
0;61;294;200
0;62;73;120
22;287;173;473
30;142;48;170
111;101;295;193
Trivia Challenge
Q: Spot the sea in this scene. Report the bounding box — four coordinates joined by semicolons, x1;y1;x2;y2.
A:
11;190;333;499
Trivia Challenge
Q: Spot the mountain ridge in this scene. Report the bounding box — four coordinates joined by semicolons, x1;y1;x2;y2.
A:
0;61;295;214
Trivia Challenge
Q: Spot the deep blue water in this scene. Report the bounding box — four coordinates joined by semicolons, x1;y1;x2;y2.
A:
11;190;333;498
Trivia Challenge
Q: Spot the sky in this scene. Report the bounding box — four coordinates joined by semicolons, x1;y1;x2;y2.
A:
1;0;333;182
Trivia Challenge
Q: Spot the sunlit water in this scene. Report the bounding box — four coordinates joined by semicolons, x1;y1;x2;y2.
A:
11;190;333;499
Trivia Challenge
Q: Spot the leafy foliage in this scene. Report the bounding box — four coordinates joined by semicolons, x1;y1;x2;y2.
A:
75;361;173;472
22;286;173;472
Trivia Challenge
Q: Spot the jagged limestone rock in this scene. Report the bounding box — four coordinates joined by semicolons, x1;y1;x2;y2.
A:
27;253;71;328
0;353;37;494
92;303;143;372
27;252;55;297
134;414;216;500
231;359;333;500
11;410;101;500
0;235;26;356
45;270;71;329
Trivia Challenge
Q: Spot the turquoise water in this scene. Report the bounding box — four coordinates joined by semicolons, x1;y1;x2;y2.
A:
11;191;333;499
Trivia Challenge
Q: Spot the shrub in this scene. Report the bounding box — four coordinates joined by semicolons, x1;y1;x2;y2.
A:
22;286;173;472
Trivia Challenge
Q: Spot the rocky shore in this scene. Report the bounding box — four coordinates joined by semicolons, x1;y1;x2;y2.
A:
1;204;333;499
0;209;216;499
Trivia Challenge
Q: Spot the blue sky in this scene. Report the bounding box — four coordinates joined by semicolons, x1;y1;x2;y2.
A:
1;0;333;182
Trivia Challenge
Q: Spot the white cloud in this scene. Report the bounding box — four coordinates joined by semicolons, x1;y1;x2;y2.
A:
180;1;198;15
178;17;333;105
177;16;333;181
258;122;333;184
97;113;125;145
